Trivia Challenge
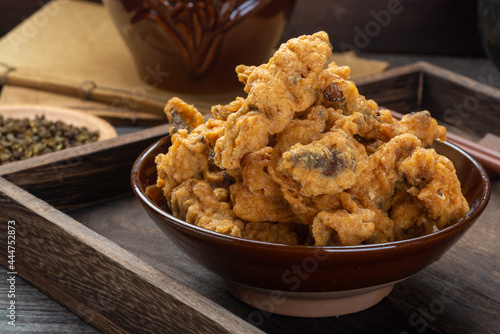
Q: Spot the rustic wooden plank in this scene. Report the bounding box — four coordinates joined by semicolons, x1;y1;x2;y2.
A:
0;124;170;212
419;62;500;137
0;264;99;333
0;177;264;334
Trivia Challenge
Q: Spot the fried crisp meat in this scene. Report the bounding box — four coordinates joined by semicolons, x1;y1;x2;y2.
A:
241;222;304;245
230;182;297;224
164;97;205;137
155;116;226;199
277;129;367;197
350;133;422;211
390;182;434;240
171;178;244;237
312;192;394;246
314;62;447;146
214;31;332;170
213;109;270;170
240;147;282;198
153;31;469;246
398;147;469;229
155;129;209;199
238;31;332;135
211;96;246;121
398;111;447;146
269;116;327;195
312;192;376;246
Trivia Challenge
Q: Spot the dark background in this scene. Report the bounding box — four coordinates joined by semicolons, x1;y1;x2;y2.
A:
0;0;488;57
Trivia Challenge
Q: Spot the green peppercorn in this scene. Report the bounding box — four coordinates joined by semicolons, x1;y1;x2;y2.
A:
0;115;100;165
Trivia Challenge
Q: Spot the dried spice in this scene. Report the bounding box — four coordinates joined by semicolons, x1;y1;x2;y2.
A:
0;115;99;165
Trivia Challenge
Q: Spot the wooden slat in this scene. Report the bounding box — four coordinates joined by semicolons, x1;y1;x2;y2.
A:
419;62;500;137
0;264;99;333
0;177;263;334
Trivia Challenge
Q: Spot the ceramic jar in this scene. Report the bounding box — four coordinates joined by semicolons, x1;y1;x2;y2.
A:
103;0;296;93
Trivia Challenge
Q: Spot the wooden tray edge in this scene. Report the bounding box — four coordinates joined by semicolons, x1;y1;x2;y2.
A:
0;176;262;334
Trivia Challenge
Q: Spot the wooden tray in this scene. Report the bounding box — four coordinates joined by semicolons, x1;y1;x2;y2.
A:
355;61;500;139
1;62;499;333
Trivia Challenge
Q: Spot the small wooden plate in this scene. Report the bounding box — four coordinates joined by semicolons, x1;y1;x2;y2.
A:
0;104;117;141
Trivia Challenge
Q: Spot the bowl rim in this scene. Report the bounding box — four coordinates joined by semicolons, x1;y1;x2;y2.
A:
131;136;491;253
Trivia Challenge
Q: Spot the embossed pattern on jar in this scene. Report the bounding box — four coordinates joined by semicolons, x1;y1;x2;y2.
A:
103;0;296;93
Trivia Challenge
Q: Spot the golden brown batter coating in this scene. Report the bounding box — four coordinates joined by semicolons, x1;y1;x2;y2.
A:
235;65;256;86
155;116;226;199
154;31;469;246
280;190;342;225
155;129;209;199
171;179;244;236
240;31;332;135
314;63;447;146
398;147;469;229
211;96;246;121
315;61;359;112
312;193;376;246
213;110;270;170
164;97;205;137
312;192;394;246
398;111;447;146
230;182;296;224
278;129;367;197
390;182;434;240
240;147;282;198
268;117;327;195
350;133;422;211
213;32;333;172
241;222;303;245
231;148;299;224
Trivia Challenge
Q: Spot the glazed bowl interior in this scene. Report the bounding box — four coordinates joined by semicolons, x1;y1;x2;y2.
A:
131;135;490;293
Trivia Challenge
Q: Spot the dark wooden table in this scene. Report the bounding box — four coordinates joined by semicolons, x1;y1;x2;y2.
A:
1;55;499;334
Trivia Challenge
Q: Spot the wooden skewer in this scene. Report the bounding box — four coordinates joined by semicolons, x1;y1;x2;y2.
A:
445;131;500;160
453;144;500;174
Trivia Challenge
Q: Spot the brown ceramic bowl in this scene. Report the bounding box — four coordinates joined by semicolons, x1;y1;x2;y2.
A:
131;135;490;317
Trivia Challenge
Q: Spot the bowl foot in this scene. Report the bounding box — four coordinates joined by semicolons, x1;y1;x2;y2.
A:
221;279;395;317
